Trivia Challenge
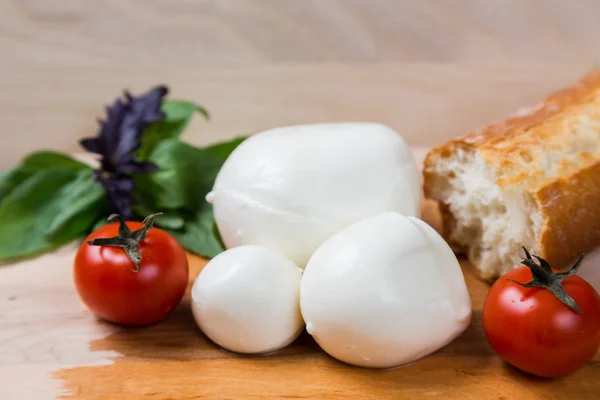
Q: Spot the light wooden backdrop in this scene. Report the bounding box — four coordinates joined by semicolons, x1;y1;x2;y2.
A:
2;2;600;399
1;0;600;169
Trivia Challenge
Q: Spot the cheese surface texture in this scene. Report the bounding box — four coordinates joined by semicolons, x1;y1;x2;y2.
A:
191;245;304;354
207;122;421;267
300;212;472;368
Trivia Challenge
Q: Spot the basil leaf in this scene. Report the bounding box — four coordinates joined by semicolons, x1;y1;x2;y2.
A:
137;100;210;160
133;136;247;258
0;167;102;261
133;203;185;230
136;139;223;210
44;169;107;240
0;151;88;204
163;99;210;122
165;203;224;259
154;212;186;230
0;169;31;203
91;217;110;232
204;136;247;160
22;151;90;170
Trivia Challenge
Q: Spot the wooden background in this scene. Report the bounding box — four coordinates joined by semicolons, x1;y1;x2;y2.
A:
2;0;600;169
1;1;600;399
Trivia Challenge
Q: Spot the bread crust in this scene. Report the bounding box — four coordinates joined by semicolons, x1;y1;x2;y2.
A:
536;160;600;267
424;69;600;276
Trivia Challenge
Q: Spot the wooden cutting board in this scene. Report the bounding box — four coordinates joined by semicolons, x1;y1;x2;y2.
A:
1;194;598;400
2;63;600;400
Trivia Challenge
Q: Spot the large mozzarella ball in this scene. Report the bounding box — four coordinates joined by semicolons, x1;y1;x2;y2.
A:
300;212;472;368
191;245;304;354
207;122;421;267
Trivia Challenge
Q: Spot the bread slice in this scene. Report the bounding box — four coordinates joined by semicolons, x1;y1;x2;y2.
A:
423;69;600;281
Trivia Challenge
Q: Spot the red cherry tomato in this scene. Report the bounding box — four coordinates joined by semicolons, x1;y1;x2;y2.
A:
483;258;600;378
74;218;188;326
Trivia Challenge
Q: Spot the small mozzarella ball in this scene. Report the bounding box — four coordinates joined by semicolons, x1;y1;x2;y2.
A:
191;245;304;354
300;212;472;368
208;122;421;267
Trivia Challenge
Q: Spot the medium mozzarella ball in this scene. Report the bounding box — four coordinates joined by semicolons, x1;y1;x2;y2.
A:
191;245;304;354
207;122;421;267
300;212;472;368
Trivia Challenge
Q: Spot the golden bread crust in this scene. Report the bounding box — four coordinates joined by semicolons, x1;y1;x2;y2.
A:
535;160;600;267
423;68;600;274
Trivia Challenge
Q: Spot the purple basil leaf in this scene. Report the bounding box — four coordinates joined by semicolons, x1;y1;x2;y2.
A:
111;88;167;170
124;161;159;174
80;85;168;174
94;172;137;219
80;137;103;155
82;85;169;218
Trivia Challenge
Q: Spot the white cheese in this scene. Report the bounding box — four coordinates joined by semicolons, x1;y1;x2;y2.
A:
191;245;304;354
207;122;421;267
300;212;472;368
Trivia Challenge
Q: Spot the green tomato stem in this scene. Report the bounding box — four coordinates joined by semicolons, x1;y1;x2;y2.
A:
87;213;162;272
507;247;584;314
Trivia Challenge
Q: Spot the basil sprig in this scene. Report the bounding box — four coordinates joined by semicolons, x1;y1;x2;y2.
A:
0;86;245;262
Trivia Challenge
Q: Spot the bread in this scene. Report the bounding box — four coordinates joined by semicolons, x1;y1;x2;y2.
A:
423;69;600;281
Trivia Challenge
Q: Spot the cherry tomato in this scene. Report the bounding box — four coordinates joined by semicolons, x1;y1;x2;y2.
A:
483;253;600;378
74;216;188;326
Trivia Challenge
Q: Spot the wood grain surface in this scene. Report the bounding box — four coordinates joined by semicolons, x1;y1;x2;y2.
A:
1;199;597;400
2;0;600;169
0;63;593;170
2;1;600;399
2;0;600;66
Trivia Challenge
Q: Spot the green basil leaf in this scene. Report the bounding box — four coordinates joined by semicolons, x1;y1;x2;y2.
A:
0;151;88;204
133;135;247;258
165;203;224;259
22;151;90;170
137;100;210;160
155;212;186;230
91;217;110;232
203;136;247;160
44;169;107;240
163;99;210;122
135;139;223;210
0;168;31;203
133;203;185;230
0;167;102;261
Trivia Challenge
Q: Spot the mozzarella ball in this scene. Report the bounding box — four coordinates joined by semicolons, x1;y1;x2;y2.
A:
191;245;304;354
300;212;472;368
207;122;421;267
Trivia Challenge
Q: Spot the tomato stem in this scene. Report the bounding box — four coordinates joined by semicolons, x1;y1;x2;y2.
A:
87;213;162;272
507;247;584;314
